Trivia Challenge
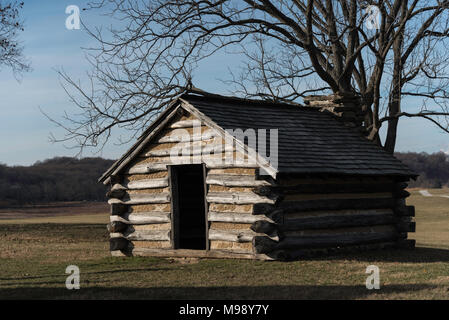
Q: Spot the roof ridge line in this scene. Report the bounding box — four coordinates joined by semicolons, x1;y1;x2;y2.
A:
182;88;304;108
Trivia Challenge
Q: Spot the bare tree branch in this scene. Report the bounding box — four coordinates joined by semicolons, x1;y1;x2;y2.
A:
0;1;30;77
49;0;449;154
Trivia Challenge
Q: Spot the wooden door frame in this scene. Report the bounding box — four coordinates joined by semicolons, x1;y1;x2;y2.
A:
168;164;209;250
202;163;210;251
168;165;179;249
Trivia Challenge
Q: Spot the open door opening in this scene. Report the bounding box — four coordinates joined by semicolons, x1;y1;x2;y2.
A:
170;164;207;250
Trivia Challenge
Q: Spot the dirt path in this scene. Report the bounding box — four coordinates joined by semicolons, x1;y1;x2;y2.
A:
419;190;449;199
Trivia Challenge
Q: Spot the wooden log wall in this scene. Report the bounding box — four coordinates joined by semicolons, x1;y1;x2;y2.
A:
107;109;415;260
251;176;416;260
107;111;277;258
206;167;278;254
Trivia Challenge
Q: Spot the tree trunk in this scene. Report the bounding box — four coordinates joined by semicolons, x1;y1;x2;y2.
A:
384;0;407;154
384;117;399;154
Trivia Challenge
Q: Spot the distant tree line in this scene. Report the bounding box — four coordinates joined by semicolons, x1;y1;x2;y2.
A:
0;153;447;206
0;157;114;206
395;152;449;188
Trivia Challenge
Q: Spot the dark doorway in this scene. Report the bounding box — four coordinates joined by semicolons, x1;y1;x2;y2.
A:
170;164;207;250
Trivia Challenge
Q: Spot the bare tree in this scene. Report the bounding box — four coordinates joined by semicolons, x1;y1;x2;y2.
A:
0;1;30;76
54;0;449;154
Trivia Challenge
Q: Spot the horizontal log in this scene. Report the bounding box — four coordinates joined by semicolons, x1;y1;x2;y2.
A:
169;119;202;128
158;130;216;143
111;229;171;241
206;161;261;169
210;240;253;252
127;178;169;189
279;232;398;248
253;230;399;253
395;182;408;189
283;225;395;237
285;208;394;219
147;139;220;152
107;188;126;199
127;159;259;172
111;178;169;190
206;174;271;187
267;241;401;260
208;168;257;176
284;192;393;202
251;221;277;236
281;212;397;231
110;183;126;191
209;229;252;243
209;229;279;243
266;211;282;224
277;198;396;213
128;230;170;241
147;154;255;165
395;189;410;199
110;237;130;251
207;192;277;205
111;212;170;224
253;236;278;254
127;163;168;174
129;248;272;260
107;221;128;233
146;141;204;157
208;212;274;224
146;143;233;157
253;203;276;215
252;186;276;197
108;193;171;205
268;182;409;195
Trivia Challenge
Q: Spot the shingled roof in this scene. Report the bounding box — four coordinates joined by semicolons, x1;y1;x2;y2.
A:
99;91;416;184
181;93;415;177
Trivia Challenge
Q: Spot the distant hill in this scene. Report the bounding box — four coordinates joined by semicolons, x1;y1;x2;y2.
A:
0;152;447;206
0;157;115;206
395;152;449;188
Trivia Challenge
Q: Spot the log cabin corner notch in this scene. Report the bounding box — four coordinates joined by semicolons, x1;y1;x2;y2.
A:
99;90;418;261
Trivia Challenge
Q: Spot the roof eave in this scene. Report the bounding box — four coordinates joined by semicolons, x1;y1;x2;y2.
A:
98;98;182;185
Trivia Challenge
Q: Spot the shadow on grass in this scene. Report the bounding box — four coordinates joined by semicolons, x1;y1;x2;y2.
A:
302;247;449;263
0;283;441;300
0;267;171;282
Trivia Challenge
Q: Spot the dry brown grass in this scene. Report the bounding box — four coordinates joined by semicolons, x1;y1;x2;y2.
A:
0;190;448;299
0;202;108;221
407;188;449;250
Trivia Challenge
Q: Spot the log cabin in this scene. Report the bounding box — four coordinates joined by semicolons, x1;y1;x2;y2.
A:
99;90;417;260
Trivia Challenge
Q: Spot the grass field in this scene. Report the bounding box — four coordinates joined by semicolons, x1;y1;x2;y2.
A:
0;190;448;300
0;202;109;224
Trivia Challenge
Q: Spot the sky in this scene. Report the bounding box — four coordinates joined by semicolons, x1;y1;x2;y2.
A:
0;0;448;166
